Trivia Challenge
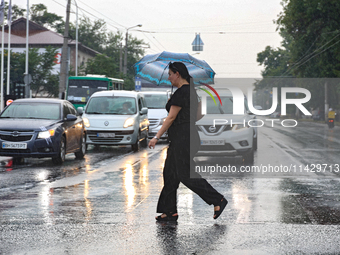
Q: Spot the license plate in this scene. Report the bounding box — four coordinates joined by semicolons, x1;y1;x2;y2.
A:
97;133;115;138
2;142;27;149
201;140;225;146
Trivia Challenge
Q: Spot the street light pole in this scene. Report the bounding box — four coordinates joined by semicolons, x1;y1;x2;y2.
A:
123;24;142;75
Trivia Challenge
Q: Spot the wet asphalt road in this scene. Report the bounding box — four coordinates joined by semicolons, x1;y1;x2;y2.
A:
1;120;340;254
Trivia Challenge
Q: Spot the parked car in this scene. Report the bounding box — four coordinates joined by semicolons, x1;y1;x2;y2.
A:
81;90;149;152
0;98;86;164
196;90;257;163
141;91;170;140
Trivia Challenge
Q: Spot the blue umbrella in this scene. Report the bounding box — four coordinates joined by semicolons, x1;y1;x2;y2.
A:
133;51;215;86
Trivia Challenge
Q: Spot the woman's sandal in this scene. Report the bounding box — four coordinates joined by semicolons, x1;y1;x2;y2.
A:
213;197;228;220
155;213;178;222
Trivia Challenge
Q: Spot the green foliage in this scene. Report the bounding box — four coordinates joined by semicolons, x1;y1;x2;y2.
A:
85;54;119;78
65;17;147;90
276;0;340;78
256;0;340;111
30;4;64;32
29;46;59;97
9;3;148;94
4;2;25;20
2;47;59;97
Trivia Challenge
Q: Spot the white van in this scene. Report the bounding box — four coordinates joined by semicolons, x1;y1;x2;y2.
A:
141;91;170;140
81;90;149;152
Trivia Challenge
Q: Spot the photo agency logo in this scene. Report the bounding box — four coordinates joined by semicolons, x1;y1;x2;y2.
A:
198;83;222;107
198;84;312;128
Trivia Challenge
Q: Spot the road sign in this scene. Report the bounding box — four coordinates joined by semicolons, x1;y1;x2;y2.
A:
6;99;13;106
23;73;32;85
135;77;142;91
192;33;204;51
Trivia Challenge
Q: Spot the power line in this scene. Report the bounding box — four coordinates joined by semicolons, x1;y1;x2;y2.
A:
137;30;276;34
287;38;340;74
150;21;275;31
141;32;164;52
51;0;122;31
280;31;340;76
76;0;126;29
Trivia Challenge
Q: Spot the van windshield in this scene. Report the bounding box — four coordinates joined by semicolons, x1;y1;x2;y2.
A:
85;96;136;115
206;97;233;114
144;94;168;109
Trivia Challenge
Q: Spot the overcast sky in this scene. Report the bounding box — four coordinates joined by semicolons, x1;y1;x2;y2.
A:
16;0;283;78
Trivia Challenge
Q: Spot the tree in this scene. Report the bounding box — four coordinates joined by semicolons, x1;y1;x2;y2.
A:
256;0;340;112
4;2;25;20
276;0;340;78
66;18;147;89
85;54;120;78
28;46;59;97
30;4;64;32
11;3;147;91
2;47;59;97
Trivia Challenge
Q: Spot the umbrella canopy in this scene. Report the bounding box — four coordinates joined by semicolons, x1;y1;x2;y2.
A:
133;51;215;86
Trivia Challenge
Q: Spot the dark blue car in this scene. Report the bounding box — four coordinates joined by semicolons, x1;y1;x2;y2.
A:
0;98;86;164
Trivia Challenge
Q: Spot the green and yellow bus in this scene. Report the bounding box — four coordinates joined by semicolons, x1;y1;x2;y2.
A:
66;75;124;109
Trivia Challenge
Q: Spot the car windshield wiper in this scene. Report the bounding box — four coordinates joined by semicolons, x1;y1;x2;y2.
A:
86;111;121;115
86;112;103;114
13;117;49;119
32;117;55;119
218;105;225;114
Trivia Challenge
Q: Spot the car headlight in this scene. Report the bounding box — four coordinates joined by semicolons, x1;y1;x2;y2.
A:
38;129;56;139
232;123;249;131
159;118;166;125
83;117;90;128
124;118;135;128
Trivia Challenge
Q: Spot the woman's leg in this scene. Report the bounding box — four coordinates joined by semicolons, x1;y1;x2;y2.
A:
176;144;224;206
180;175;224;206
156;147;180;214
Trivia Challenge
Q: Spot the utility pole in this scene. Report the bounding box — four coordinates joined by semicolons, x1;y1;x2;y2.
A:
123;24;142;75
59;0;71;99
123;30;128;75
119;43;122;73
75;0;78;76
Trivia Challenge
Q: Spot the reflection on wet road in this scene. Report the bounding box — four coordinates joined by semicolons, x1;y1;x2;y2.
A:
1;122;340;254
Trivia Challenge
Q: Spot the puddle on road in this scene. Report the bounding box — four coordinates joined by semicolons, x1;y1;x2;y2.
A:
279;179;340;224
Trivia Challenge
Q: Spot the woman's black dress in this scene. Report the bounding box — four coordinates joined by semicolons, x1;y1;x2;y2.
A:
156;84;223;214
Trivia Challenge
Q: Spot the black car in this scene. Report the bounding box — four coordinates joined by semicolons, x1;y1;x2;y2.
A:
0;98;86;164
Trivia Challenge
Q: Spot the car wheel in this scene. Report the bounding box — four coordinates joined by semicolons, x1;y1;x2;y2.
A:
243;149;254;164
75;134;86;159
131;133;140;152
253;137;258;151
52;136;66;164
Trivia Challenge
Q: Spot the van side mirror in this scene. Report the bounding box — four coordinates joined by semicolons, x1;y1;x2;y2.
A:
77;107;84;115
140;107;148;115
